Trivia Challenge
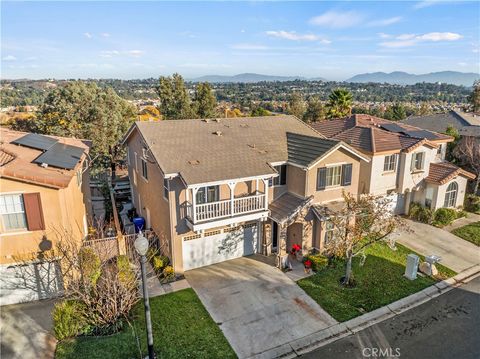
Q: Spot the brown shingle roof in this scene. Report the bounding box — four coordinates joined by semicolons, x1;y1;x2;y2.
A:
130;116;327;185
310;114;450;154
0;128;89;189
425;162;476;185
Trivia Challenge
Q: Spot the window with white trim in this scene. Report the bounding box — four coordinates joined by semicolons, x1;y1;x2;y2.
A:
383;154;397;172
141;158;148;180
196;185;219;204
269;165;287;186
444;182;458;208
163;178;169;200
0;194;27;231
411;152;425;172
326;165;342;187
324;221;334;244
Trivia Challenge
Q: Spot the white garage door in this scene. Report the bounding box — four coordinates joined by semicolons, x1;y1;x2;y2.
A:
182;223;258;271
0;261;63;306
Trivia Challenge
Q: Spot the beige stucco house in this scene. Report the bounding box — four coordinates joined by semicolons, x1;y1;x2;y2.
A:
0;128;92;305
310;114;475;214
123;116;369;273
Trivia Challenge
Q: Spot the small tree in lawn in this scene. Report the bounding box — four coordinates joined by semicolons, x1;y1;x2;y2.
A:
324;192;407;286
453;136;480;195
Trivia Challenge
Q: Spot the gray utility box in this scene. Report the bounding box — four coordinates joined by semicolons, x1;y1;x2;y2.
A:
405;253;420;280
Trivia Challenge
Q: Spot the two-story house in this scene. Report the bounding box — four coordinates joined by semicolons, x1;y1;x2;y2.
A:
0;128;92;305
123;116;369;272
310;114;475;214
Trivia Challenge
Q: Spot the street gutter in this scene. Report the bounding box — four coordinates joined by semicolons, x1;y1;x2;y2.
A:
246;264;480;359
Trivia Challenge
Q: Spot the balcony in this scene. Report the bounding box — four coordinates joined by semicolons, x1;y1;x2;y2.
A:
184;178;270;231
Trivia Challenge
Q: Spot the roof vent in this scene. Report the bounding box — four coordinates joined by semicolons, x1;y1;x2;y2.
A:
240;123;249;128
213;131;223;136
248;144;256;149
213;118;221;122
202;119;210;123
41;163;49;168
188;160;200;165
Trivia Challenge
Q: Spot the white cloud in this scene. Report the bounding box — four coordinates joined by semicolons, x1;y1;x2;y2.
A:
100;50;120;58
240;29;246;33
179;63;232;69
127;50;144;57
380;32;463;48
84;32;93;39
266;30;330;44
413;1;441;9
367;16;402;27
458;62;467;67
309;11;365;29
378;33;392;39
231;43;269;50
2;55;16;61
101;33;111;38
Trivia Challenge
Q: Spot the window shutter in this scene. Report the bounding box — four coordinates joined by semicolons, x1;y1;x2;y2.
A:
419;152;425;170
23;193;45;231
342;164;353;186
317;167;327;190
410;154;415;171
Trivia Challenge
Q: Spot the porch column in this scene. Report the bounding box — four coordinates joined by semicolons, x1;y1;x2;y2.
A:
192;187;198;222
262;178;269;210
228;182;236;217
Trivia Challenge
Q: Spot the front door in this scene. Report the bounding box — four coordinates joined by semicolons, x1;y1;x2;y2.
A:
272;221;278;252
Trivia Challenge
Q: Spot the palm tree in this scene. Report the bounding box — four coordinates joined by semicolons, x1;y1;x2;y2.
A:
327;88;353;118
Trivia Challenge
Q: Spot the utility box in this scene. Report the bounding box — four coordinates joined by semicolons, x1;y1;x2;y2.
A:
405;254;419;280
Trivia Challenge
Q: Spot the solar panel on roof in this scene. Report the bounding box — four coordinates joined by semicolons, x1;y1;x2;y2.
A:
404;130;438;140
33;142;85;170
379;123;406;133
11;133;59;151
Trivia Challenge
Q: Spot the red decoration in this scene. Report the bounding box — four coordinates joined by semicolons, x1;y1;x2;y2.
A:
304;260;312;268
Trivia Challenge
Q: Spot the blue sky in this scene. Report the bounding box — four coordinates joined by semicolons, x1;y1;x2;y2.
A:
1;1;479;80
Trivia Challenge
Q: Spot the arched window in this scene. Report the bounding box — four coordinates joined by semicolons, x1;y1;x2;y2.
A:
444;182;458;208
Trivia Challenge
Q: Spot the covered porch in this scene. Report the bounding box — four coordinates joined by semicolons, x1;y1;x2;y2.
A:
185;176;270;231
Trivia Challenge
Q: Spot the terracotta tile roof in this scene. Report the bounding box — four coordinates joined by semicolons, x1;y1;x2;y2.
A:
130;116;328;185
0;128;89;189
0;149;15;167
310;114;450;154
425;162;476;185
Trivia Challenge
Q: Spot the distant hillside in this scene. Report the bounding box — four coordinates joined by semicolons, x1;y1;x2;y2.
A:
346;71;479;87
190;73;309;83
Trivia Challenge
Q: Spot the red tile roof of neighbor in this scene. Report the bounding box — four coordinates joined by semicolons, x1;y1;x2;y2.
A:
0;128;90;189
425;162;476;185
310;114;452;154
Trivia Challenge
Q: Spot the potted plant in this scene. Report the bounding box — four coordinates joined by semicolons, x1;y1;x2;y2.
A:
303;259;312;274
290;244;302;260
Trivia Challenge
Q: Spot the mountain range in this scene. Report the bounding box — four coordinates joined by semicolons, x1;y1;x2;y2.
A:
190;71;478;86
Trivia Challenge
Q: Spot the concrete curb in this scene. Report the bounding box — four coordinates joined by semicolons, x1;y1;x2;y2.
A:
247;264;480;359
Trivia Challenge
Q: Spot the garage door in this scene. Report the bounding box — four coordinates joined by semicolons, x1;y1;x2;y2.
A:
182;223;258;271
0;261;63;306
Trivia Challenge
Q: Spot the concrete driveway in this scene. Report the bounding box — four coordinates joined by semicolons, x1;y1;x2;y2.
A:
396;219;480;273
0;299;57;359
185;256;337;359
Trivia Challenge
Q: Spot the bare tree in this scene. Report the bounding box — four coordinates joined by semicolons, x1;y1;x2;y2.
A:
453;136;480;195
324;192;408;286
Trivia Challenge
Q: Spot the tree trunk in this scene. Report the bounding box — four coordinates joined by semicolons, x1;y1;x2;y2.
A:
474;174;480;196
343;249;353;286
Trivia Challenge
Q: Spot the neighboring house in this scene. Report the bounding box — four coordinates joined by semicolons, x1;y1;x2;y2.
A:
0;128;92;305
402;110;480;138
310;114;475;215
123;116;369;273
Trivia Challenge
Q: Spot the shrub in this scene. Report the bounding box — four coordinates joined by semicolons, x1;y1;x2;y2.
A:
78;247;101;286
162;265;175;282
159;255;170;267
465;195;480;214
303;254;328;272
117;255;135;284
152;256;165;272
53;300;90;340
456;210;468;219
433;208;457;227
408;202;433;224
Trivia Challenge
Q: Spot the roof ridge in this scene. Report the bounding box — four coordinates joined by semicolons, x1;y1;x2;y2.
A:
291;115;327;139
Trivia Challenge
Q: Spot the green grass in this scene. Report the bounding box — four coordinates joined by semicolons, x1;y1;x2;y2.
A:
55;288;236;359
452;221;480;246
298;242;456;322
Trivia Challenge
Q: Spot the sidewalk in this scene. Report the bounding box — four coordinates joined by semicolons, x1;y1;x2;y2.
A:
139;262;190;298
246;264;480;359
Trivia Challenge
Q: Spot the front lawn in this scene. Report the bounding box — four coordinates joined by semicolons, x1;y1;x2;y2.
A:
298;242;456;322
55;288;236;359
451;221;480;246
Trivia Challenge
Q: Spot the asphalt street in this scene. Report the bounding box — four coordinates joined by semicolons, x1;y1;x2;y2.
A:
301;276;480;359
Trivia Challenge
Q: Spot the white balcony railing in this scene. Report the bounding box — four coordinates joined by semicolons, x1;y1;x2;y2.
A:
186;194;266;223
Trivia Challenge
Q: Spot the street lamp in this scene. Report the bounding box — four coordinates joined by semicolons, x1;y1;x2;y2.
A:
134;231;155;359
